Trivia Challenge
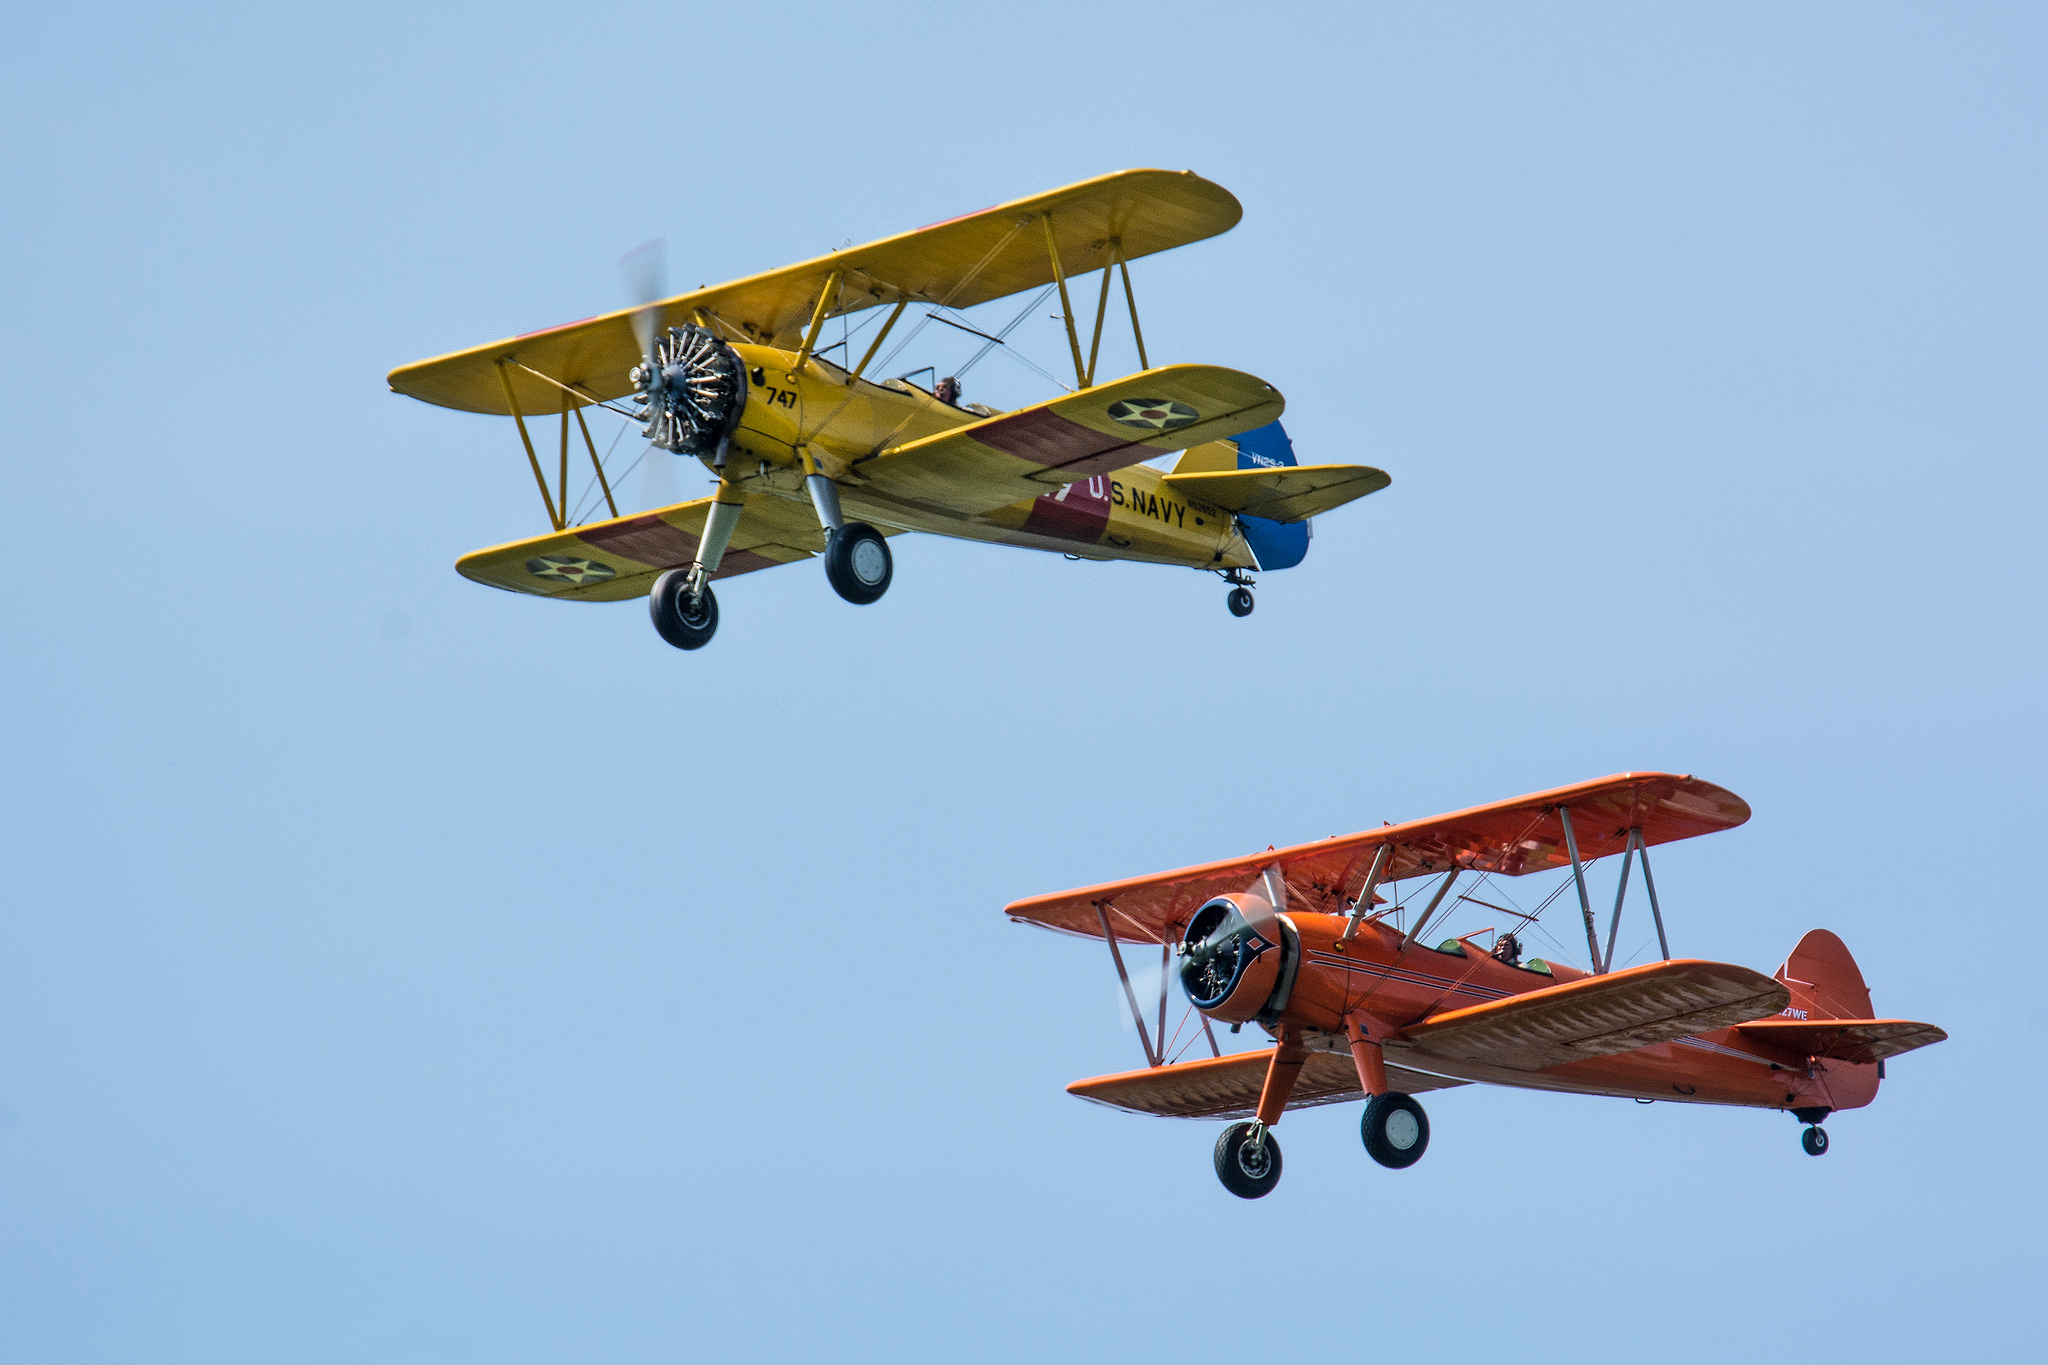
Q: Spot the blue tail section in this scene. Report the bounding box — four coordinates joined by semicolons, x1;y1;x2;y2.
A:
1231;421;1310;571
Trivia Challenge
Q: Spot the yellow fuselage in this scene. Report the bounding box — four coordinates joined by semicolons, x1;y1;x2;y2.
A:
712;344;1256;570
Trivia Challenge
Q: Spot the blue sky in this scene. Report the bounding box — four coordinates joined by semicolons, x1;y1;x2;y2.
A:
3;3;2042;1360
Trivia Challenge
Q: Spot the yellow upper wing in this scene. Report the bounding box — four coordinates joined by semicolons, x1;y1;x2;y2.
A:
1161;463;1391;523
455;491;863;601
855;365;1283;516
388;169;1241;417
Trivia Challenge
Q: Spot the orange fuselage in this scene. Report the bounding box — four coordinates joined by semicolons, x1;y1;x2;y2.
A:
1253;912;1876;1114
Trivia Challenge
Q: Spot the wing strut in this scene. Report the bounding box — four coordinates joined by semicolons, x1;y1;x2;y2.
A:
1592;827;1674;971
1400;868;1463;952
1637;829;1672;960
851;300;908;380
1084;245;1116;387
1557;806;1605;973
1096;902;1160;1068
793;270;845;376
572;406;620;521
1041;213;1090;390
495;361;563;531
1118;245;1149;371
1339;844;1393;942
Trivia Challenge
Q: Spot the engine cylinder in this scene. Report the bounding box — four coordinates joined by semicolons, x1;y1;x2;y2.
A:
631;325;747;458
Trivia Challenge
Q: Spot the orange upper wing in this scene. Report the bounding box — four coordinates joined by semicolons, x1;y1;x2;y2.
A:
1394;959;1789;1071
1004;773;1751;944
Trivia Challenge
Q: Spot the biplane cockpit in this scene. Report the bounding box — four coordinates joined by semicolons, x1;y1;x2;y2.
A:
387;170;1392;650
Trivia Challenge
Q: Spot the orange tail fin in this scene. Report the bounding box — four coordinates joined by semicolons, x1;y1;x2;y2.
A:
1774;929;1874;1021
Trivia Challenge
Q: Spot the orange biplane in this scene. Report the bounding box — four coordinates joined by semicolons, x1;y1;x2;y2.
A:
1006;773;1946;1198
386;170;1389;650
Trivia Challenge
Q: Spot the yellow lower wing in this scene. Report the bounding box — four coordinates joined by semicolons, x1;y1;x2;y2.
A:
1162;463;1390;524
455;491;850;601
856;364;1283;516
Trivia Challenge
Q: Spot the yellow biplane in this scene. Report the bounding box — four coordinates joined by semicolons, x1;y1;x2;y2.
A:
387;170;1391;649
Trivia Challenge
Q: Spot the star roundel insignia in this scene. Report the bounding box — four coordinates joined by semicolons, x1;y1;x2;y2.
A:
1106;397;1200;431
525;555;617;584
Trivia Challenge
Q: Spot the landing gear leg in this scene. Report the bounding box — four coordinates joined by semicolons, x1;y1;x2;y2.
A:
1222;568;1255;617
649;490;742;651
1211;1031;1305;1199
803;458;892;604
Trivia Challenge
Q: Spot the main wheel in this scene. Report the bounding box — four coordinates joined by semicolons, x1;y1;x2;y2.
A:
1361;1093;1430;1169
1213;1122;1282;1199
648;571;718;651
1802;1125;1829;1156
1227;586;1255;617
823;523;892;604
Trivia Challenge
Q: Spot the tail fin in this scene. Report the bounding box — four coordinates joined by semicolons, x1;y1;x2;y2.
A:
1174;420;1298;474
1174;421;1309;570
1774;929;1874;1020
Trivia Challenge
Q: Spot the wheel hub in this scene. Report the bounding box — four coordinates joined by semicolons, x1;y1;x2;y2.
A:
851;537;888;585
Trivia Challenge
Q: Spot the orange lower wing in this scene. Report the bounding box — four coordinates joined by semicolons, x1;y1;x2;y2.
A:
1068;1049;1466;1120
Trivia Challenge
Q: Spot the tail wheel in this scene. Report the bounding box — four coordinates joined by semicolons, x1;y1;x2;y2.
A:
1802;1125;1829;1156
1227;586;1255;617
824;523;892;605
1361;1093;1430;1169
1213;1122;1282;1199
649;571;718;651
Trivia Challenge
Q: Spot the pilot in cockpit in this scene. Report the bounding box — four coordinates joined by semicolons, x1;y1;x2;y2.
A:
1490;931;1523;967
934;375;961;407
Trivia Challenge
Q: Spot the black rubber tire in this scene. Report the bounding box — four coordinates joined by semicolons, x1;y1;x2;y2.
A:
1361;1093;1430;1169
1213;1122;1282;1199
1802;1125;1829;1157
1227;586;1255;617
648;570;718;651
823;523;892;605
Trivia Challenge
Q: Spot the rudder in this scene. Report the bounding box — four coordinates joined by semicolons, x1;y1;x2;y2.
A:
1174;420;1309;570
1775;929;1874;1021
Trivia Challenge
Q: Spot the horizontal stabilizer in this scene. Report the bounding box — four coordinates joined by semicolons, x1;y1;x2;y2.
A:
1068;1048;1466;1120
1399;959;1789;1071
1732;1018;1948;1066
1161;463;1389;523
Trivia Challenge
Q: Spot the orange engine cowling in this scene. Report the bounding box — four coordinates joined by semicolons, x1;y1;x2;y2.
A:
1178;893;1299;1024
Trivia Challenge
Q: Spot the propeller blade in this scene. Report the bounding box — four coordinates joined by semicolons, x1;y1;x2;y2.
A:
620;237;666;366
640;443;683;512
